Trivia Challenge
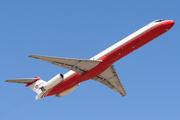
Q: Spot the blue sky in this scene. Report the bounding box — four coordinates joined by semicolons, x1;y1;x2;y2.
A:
1;0;179;120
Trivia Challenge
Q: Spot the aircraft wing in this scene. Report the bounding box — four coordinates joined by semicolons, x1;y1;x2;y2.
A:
28;55;102;74
92;65;126;97
5;78;38;84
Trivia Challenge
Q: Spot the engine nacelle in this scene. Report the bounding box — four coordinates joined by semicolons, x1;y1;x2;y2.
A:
40;73;64;92
56;83;80;97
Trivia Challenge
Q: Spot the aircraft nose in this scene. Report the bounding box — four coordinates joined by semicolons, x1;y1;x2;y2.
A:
169;20;175;26
165;20;175;30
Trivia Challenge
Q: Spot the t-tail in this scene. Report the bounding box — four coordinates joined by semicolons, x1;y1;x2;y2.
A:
5;73;64;100
26;77;47;94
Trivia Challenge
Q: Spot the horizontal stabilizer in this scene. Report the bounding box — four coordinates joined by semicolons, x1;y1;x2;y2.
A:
28;55;102;74
5;78;38;84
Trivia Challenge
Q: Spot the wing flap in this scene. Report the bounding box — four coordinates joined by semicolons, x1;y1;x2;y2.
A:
28;55;102;74
5;78;38;84
92;65;126;96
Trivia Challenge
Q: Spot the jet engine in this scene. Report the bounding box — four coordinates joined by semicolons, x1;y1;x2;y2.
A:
40;73;64;92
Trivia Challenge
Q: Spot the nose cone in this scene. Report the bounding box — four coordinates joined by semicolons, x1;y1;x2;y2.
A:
165;20;175;30
168;20;175;26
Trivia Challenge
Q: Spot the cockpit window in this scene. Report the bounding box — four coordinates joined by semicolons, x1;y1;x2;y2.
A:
154;19;165;22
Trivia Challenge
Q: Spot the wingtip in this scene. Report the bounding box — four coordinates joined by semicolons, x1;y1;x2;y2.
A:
28;55;39;58
5;79;14;83
28;55;34;58
122;93;126;97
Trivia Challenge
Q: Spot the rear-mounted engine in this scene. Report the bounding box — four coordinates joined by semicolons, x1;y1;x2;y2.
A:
39;73;64;92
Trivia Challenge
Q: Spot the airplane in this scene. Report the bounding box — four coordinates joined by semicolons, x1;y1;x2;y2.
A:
5;19;174;100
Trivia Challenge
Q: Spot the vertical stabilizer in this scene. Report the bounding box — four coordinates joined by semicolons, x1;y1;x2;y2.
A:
26;77;47;94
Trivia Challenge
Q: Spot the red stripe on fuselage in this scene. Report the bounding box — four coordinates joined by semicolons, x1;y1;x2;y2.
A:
46;20;174;97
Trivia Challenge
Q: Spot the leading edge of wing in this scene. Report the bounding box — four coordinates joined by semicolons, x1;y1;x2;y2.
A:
28;55;102;74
